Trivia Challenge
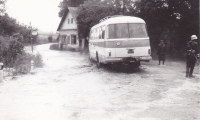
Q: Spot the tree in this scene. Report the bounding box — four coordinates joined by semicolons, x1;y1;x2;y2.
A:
76;0;150;39
133;0;199;55
0;13;30;43
58;0;85;17
0;13;19;36
77;0;121;40
0;0;6;15
101;0;136;15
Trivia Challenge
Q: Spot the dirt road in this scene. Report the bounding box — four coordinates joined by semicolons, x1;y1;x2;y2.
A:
0;44;199;120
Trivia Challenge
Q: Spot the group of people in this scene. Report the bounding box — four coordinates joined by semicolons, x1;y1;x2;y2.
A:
156;35;199;78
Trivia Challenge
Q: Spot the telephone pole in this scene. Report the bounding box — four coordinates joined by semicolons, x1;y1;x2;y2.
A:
123;0;125;15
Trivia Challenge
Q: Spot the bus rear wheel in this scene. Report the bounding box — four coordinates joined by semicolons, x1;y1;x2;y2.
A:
134;61;140;68
129;61;140;69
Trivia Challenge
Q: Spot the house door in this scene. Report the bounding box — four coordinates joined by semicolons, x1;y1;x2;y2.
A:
71;35;76;45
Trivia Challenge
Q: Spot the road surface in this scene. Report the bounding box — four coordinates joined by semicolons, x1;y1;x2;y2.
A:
0;43;199;120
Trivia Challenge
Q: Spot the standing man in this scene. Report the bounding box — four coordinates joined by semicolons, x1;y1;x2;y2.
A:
185;35;199;77
157;40;166;65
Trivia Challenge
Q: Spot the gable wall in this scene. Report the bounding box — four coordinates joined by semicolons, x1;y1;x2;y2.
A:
60;12;77;30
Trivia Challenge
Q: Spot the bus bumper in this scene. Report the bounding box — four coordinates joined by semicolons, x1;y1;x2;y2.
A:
103;58;123;63
102;56;152;64
139;56;152;62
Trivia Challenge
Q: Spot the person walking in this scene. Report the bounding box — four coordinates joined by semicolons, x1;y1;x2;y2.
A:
157;40;166;65
185;35;199;77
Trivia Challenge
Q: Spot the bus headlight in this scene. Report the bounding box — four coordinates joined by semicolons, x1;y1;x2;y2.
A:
116;42;121;46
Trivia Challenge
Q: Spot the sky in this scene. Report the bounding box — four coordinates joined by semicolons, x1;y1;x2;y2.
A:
6;0;62;32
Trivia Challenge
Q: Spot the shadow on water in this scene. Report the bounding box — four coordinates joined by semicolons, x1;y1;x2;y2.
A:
97;63;148;74
84;59;149;74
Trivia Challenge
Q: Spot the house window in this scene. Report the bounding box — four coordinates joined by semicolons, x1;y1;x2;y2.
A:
60;35;66;44
68;19;70;24
71;18;73;24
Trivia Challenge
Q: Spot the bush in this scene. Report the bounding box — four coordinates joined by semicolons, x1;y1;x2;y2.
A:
50;44;59;50
68;48;76;52
0;36;24;67
32;53;43;68
13;52;43;74
13;52;31;74
48;36;53;42
49;44;77;52
0;36;44;75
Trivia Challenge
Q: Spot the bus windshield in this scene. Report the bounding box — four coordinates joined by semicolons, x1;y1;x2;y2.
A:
108;23;148;39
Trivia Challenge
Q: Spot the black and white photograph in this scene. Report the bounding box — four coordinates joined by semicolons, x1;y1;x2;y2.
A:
0;0;199;120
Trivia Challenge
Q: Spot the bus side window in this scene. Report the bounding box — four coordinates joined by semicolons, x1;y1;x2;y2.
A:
89;30;92;40
95;28;97;39
108;24;115;39
93;30;95;39
97;28;99;39
102;26;105;39
92;30;94;39
105;26;108;39
102;30;105;39
99;27;101;39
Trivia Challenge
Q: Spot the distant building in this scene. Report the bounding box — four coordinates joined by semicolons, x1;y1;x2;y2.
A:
57;7;79;50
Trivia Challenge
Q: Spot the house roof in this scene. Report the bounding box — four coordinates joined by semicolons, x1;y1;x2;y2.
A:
57;7;78;31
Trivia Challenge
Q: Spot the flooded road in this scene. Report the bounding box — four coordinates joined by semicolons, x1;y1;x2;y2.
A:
0;43;199;120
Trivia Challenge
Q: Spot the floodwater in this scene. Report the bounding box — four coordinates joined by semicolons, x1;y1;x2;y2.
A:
0;43;199;120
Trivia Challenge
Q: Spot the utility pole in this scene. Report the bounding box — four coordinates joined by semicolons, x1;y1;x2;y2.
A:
28;25;33;53
28;23;34;74
199;0;200;52
123;0;125;15
31;38;33;52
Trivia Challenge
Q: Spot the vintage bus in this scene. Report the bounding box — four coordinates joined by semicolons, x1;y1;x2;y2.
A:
89;15;152;68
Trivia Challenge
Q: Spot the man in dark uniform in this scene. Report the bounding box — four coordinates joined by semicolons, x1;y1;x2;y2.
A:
186;35;199;77
157;40;166;65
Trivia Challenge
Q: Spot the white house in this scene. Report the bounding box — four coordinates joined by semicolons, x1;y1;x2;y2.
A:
57;7;79;50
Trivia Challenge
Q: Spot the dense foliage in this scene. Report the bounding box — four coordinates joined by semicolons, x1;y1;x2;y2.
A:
13;52;43;74
0;36;23;66
77;1;118;39
134;0;199;55
0;0;43;74
0;0;30;42
0;0;6;15
0;14;31;42
0;36;43;74
58;0;85;17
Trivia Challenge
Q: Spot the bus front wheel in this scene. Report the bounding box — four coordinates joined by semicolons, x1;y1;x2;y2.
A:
96;53;101;68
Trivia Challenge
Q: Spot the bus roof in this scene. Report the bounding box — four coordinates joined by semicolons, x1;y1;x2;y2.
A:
91;16;146;29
